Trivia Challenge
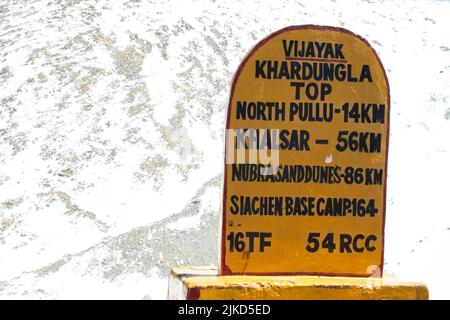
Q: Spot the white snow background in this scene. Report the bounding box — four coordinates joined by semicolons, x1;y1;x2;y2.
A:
0;0;449;299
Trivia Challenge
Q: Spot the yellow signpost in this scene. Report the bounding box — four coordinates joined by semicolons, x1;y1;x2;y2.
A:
221;25;389;276
168;26;428;300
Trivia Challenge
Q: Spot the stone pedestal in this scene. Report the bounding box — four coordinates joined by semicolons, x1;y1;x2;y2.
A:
168;266;428;300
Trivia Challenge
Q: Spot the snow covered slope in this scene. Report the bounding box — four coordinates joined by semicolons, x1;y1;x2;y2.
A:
0;0;449;299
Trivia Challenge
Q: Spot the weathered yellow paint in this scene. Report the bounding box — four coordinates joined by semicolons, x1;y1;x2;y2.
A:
168;267;428;300
222;25;390;276
184;275;428;300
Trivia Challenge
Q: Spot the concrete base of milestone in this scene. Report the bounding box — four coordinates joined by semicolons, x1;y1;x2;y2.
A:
168;266;428;300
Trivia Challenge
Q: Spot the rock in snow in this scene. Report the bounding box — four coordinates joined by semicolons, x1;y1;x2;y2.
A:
0;0;449;299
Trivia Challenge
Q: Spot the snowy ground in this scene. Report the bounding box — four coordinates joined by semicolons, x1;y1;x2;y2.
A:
0;0;449;299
